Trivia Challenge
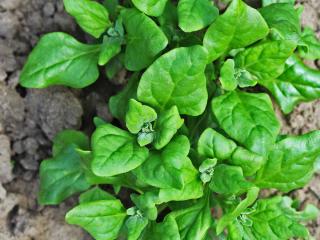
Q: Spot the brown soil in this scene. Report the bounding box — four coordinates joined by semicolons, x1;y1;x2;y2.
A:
0;0;319;239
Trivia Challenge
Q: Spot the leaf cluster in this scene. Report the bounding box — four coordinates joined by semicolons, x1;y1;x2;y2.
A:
20;0;320;239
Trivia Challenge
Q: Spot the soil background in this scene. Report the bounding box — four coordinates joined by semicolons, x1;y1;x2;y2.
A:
0;0;319;239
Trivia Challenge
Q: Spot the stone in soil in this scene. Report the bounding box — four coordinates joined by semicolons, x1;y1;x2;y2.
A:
0;134;13;183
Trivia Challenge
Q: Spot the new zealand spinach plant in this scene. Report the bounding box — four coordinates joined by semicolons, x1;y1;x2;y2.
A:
20;0;320;239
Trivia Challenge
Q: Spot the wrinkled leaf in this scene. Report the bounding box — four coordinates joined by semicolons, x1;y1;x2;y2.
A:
256;130;320;192
197;128;264;176
260;55;320;114
229;196;317;239
216;187;259;234
260;3;300;42
64;0;111;38
177;0;218;32
209;164;254;195
91;124;149;177
138;46;208;116
20;33;100;88
298;27;320;60
122;8;168;71
203;0;268;62
170;194;212;240
234;40;297;81
212;91;280;155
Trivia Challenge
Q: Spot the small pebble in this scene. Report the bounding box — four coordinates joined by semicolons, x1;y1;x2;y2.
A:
43;2;55;17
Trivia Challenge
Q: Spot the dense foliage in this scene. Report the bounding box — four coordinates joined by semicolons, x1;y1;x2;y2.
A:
20;0;320;239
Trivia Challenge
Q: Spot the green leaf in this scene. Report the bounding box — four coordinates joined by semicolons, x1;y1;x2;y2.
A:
197;128;264;176
131;192;159;220
109;73;139;121
281;196;319;221
259;3;300;42
216;187;259;234
103;0;119;20
132;157;204;220
158;1;178;26
98;36;122;66
125;214;149;240
198;128;237;160
132;0;168;17
79;151;108;182
79;150;126;186
81;152;149;194
93;117;107;128
66;200;126;240
234;40;297;81
52;130;90;156
137;46;208;116
91;124;149;177
20;33;100;88
231;196;316;239
133;135;190;189
79;187;115;204
229;147;265;176
256;130;320;192
220;59;237;91
235;69;259;88
209;164;254;195
137;131;155;147
39;145;90;205
153;106;184;150
140;215;181;240
177;0;218;32
158;157;203;202
157;1;180;42
260;55;320;114
211;91;280;155
199;158;217;183
125;99;157;134
121;8;168;71
125;99;158;146
203;0;268;62
64;0;111;38
262;0;295;7
105;53;124;79
170;194;212;240
298;27;320;60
